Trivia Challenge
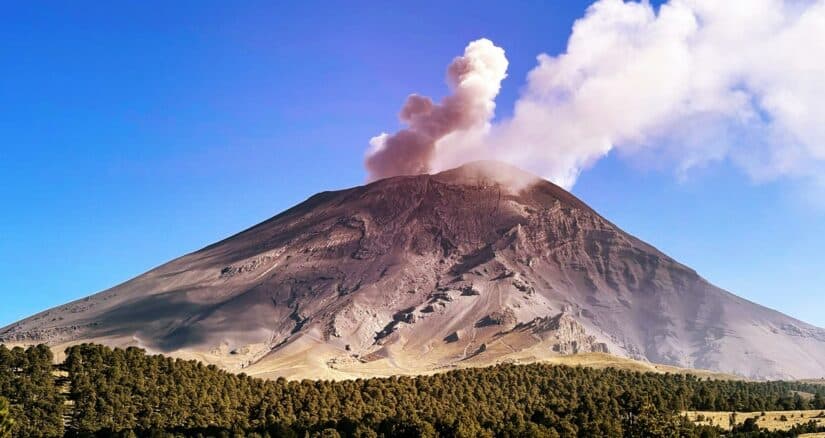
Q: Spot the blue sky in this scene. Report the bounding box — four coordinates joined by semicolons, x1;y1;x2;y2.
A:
1;0;822;328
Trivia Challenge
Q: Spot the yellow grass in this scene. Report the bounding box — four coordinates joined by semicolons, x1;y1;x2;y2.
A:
685;410;825;431
5;338;742;382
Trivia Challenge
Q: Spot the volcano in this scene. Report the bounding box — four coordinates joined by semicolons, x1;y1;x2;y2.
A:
2;161;824;380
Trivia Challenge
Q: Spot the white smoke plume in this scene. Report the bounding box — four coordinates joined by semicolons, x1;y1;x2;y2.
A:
368;0;825;194
365;38;508;181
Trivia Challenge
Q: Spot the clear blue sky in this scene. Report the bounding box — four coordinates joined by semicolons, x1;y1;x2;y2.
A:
1;1;822;328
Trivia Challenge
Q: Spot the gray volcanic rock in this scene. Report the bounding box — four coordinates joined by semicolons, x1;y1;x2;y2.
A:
2;161;824;379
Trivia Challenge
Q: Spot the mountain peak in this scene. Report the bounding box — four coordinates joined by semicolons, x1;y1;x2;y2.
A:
433;160;540;185
3;162;824;380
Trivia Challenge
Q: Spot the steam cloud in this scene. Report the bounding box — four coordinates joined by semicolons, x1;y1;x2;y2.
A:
366;0;825;195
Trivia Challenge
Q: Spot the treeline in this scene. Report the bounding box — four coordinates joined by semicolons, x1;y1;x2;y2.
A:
730;417;825;438
1;343;825;437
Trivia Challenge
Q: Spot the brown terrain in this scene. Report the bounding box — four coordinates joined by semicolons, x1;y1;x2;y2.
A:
686;410;825;432
2;161;824;380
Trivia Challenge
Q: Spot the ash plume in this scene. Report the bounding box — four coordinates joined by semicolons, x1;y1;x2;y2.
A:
364;38;508;181
367;0;825;198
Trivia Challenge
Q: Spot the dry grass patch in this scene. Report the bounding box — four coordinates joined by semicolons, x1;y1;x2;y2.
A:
686;410;825;431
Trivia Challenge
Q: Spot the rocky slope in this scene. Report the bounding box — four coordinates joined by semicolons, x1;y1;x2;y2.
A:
2;161;824;380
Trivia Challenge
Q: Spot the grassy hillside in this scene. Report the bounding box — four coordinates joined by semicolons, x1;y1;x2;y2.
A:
5;341;742;382
686;410;825;431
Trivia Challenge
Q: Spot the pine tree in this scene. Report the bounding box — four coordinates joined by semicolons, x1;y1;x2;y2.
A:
12;342;820;437
0;396;13;438
814;391;825;410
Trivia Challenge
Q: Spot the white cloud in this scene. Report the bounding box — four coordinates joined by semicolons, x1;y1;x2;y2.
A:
501;0;825;189
369;0;825;194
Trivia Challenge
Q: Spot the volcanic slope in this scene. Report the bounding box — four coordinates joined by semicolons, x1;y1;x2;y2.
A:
2;161;824;380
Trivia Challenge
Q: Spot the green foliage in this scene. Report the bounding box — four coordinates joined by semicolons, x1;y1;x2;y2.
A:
814;391;825;410
4;343;825;437
0;396;14;438
0;345;64;437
